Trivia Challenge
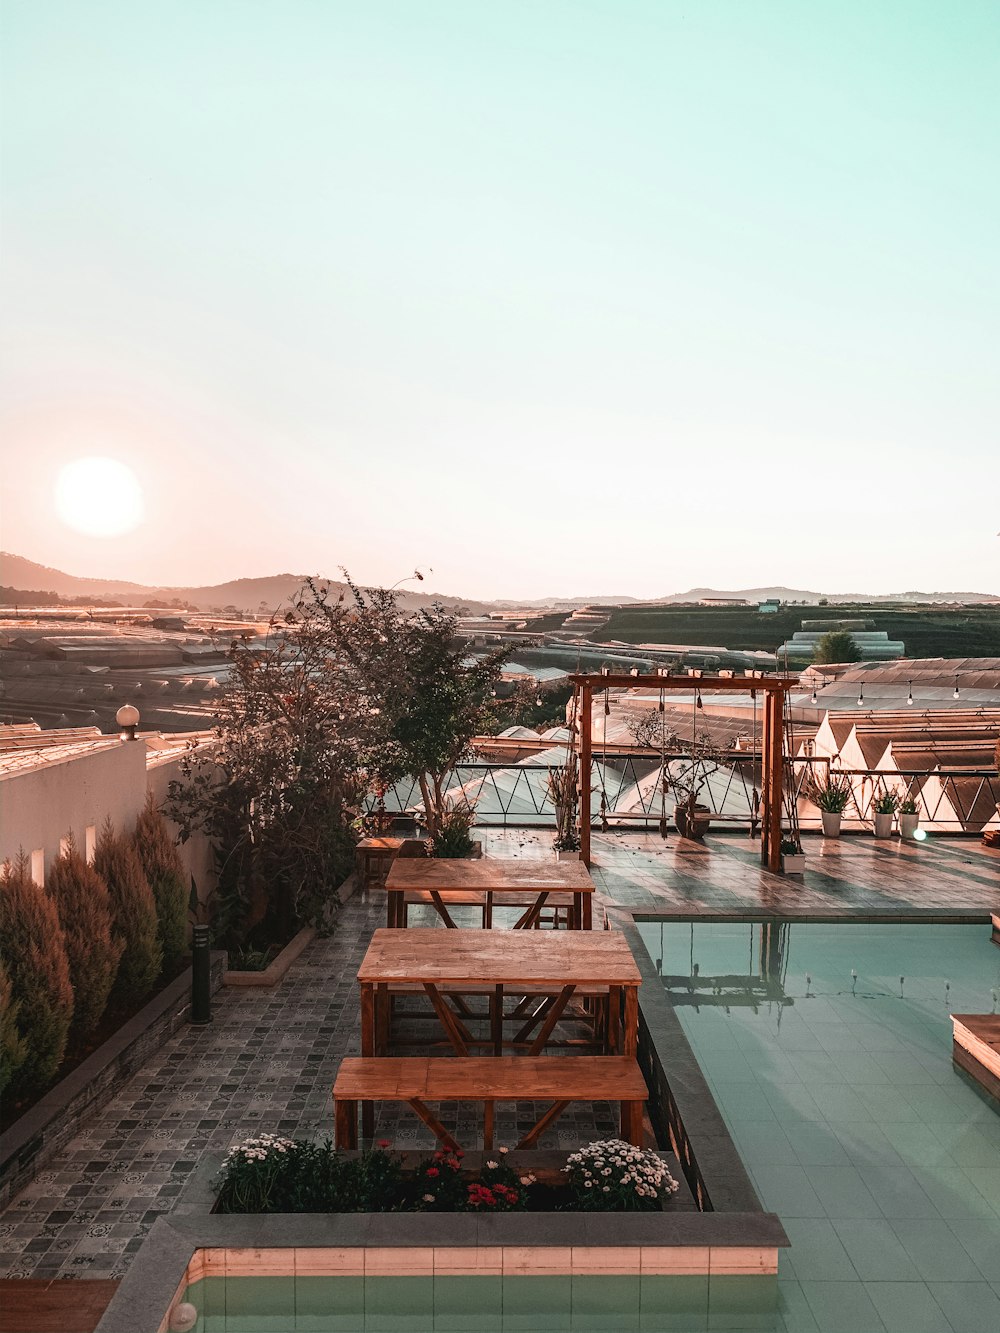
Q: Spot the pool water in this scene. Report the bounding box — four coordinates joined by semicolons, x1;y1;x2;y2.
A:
640;921;1000;1333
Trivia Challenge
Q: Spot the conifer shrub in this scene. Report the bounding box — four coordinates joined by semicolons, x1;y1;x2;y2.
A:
133;793;188;967
0;853;73;1100
0;959;29;1097
46;839;124;1047
94;819;162;1007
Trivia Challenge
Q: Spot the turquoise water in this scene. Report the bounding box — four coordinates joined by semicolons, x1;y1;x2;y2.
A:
640;921;1000;1333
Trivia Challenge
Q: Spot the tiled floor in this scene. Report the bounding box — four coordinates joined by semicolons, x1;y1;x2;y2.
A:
1;831;996;1282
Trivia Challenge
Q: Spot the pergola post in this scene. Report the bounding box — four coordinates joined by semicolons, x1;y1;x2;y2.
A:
578;683;592;868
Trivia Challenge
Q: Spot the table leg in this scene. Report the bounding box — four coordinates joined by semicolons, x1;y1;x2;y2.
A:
582;893;592;930
361;982;375;1140
513;892;548;930
608;984;621;1054
430;891;459;928
623;986;638;1058
376;983;390;1055
490;984;504;1056
335;1098;358;1150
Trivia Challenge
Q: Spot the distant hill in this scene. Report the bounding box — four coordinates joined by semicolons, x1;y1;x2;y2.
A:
0;554;492;615
654;586;999;605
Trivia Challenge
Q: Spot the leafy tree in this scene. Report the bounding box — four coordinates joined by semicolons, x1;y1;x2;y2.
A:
46;839;123;1047
813;631;862;665
133;793;188;969
308;574;514;840
0;853;73;1099
166;590;378;945
94;819;162;1006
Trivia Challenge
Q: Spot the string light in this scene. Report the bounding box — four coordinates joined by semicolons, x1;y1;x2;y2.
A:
856;683;865;707
953;676;960;700
906;681;913;705
810;686;818;705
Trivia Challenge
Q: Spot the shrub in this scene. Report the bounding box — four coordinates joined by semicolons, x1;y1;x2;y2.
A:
0;960;28;1097
94;819;162;1007
214;1135;404;1214
564;1139;679;1211
808;775;854;814
430;804;478;859
872;789;902;816
133;793;188;967
0;853;73;1099
46;839;124;1047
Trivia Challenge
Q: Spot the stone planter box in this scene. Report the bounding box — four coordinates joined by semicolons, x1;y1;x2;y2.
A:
555;848;581;861
821;810;843;837
873;811;894;839
782;853;806;874
223;926;316;987
899;812;920;839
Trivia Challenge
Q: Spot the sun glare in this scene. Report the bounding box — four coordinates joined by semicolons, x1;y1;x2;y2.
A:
54;456;145;538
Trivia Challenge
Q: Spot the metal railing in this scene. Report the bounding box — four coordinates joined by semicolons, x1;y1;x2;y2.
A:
364;755;1000;835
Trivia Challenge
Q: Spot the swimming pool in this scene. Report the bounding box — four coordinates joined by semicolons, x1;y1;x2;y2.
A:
638;921;1000;1333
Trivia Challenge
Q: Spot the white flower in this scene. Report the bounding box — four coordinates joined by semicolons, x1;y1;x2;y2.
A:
498;1147;509;1154
584;1180;593;1188
422;1193;435;1203
485;1161;498;1170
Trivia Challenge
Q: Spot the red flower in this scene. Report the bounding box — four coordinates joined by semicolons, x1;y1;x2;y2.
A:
426;1167;439;1178
377;1140;391;1150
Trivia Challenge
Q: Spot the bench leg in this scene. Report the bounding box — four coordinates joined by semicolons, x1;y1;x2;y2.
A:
621;1100;643;1146
517;1100;569;1150
408;1098;461;1153
335;1098;358;1150
362;1101;375;1141
484;1100;495;1151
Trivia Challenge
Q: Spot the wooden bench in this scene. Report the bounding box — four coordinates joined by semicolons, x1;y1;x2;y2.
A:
333;1055;647;1151
401;888;578;929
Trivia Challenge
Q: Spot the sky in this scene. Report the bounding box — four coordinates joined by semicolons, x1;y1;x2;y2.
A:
1;1;998;600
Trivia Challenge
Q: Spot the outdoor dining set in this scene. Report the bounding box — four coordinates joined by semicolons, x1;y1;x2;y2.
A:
333;841;647;1152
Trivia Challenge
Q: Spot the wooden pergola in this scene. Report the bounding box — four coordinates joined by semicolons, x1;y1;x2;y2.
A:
569;672;799;874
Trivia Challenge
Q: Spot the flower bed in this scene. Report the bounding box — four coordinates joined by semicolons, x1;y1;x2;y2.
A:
213;1133;680;1214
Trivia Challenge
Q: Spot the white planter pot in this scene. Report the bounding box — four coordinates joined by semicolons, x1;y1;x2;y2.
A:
555;849;581;861
873;812;893;839
782;854;806;874
821;811;842;837
898;812;919;839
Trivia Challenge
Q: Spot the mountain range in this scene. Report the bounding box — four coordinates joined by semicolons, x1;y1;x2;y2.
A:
1;554;996;613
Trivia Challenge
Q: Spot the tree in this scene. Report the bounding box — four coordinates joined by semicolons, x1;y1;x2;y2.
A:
133;793;188;968
0;853;73;1099
166;589;379;944
0;960;28;1097
94;819;162;1006
308;574;515;841
813;631;862;665
46;840;123;1046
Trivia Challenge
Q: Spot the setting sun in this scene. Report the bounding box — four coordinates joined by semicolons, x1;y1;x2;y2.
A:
53;456;145;538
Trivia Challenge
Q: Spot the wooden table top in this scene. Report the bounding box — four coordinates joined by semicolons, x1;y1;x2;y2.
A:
358;927;641;987
357;836;408;852
384;857;595;894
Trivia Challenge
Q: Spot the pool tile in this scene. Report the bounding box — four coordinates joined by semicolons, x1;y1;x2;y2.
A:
571;1274;640;1330
749;1165;824;1218
926;1281;1000;1333
799;1280;887;1332
784;1123;850;1168
887;1219;985;1281
861;1166;940;1219
502;1275;572;1331
775;1279;818;1332
707;1275;777;1331
363;1275;434;1333
639;1275;709;1331
863;1281;953;1333
803;1166;882;1218
830;1220;919;1281
296;1275;365;1333
225;1275;296;1332
778;1219;857;1281
433;1275;502;1332
945;1218;1000;1279
909;1167;999;1219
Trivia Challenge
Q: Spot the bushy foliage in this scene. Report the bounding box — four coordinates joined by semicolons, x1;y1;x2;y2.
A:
0;853;73;1100
46;840;124;1046
132;793;188;967
94;819;162;1007
807;774;854;814
0;959;28;1097
411;1146;525;1212
429;804;478;859
564;1139;679;1211
813;631;862;665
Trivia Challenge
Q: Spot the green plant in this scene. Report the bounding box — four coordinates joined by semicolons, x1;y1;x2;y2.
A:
46;838;124;1048
564;1139;679;1211
94;819;162;1007
132;793;188;968
872;789;902;816
228;945;274;972
214;1135;404;1213
408;1146;526;1212
812;631;862;665
900;796;918;815
780;837;802;855
0;853;73;1100
430;804;478;859
0;960;28;1097
808;775;853;814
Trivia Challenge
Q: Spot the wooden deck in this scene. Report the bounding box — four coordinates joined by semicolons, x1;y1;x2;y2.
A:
0;1280;119;1333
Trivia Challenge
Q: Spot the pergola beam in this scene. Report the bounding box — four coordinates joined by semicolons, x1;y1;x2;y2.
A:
571;672;795;875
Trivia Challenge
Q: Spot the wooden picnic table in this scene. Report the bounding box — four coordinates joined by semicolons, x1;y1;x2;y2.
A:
358;927;640;1059
355;836;429;887
382;857;596;930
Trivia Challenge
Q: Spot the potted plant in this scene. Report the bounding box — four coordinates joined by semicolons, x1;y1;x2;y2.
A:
781;837;805;874
430;802;482;859
547;755;581;860
668;732;727;840
809;775;853;837
898;796;920;839
872;789;900;839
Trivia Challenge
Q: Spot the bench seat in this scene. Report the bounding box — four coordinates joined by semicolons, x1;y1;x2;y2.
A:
333;1054;647;1151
